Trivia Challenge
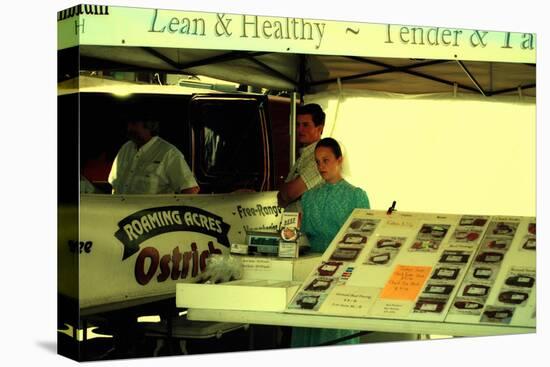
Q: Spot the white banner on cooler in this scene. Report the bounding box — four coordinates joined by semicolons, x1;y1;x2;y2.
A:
63;192;282;309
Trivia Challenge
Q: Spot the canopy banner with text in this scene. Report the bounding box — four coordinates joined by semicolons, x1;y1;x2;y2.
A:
57;4;535;63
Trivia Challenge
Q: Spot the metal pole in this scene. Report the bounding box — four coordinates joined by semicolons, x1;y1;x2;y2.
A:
289;92;297;169
456;60;486;96
489;62;493;94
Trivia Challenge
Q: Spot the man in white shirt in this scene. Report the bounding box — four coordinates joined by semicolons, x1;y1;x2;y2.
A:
103;114;200;358
277;103;325;210
108;116;200;194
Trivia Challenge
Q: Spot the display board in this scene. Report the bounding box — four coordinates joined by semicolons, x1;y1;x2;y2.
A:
286;209;536;329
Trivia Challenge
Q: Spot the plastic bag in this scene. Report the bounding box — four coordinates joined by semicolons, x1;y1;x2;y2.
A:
196;252;243;284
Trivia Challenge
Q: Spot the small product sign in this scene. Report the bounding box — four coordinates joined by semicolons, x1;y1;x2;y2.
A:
380;265;432;301
320;286;379;316
241;257;273;272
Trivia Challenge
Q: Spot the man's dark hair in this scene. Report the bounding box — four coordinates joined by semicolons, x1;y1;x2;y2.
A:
123;108;160;136
315;137;342;159
143;120;160;136
297;103;325;127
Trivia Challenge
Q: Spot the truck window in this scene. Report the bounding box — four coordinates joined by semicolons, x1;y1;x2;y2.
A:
190;97;271;193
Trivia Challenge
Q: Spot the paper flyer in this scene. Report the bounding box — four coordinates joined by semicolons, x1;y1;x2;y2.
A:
380;265;432;301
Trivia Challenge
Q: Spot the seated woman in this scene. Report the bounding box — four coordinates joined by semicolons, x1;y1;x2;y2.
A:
291;137;370;348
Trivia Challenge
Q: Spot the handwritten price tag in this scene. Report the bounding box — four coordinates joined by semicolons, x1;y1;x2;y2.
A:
380;265;432;301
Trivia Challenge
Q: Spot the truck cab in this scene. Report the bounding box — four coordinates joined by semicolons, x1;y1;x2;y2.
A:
59;76;293;194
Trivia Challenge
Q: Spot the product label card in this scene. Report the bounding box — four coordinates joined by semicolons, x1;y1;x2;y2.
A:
449;297;485;316
480;306;515;324
278;242;298;258
319;286;379;316
380;265;432;301
287;291;329;312
241;257;273;271
370;300;413;318
230;243;249;254
280;212;300;229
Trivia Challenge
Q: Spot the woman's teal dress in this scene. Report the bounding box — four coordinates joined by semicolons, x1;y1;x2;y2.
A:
291;179;370;348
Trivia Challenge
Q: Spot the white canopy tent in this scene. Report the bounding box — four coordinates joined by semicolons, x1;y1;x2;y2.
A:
58;4;536;216
74;45;535;97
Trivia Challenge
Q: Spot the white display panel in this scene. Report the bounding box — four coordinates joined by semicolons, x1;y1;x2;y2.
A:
285;209;536;329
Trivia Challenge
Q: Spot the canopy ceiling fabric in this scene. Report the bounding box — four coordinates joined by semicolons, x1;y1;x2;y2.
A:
76;45;536;97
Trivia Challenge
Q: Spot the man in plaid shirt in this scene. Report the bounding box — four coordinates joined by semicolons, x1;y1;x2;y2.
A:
277;103;325;211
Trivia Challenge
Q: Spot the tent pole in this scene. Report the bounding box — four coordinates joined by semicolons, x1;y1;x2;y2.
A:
310;59;449;87
289;92;297;168
489;83;535;96
344;56;480;94
489;62;493;94
298;55;307;104
456;60;486;96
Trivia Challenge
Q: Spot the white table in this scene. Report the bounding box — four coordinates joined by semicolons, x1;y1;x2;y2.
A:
187;308;534;337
